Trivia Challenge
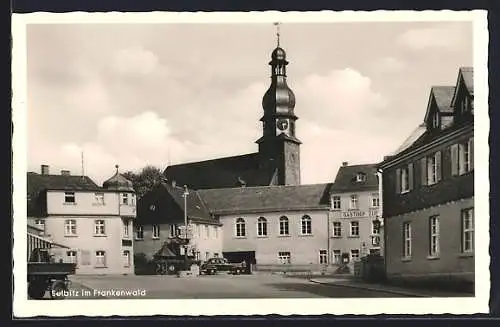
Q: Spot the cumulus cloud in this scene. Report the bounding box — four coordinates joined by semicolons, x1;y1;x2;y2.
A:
295;68;387;129
397;27;466;50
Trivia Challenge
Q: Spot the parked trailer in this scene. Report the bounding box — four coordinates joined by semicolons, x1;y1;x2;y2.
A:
27;248;76;300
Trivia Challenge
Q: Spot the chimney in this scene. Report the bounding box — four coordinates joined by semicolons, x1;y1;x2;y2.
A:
41;165;50;175
61;170;70;176
383;156;393;161
171;180;176;188
342;161;349;167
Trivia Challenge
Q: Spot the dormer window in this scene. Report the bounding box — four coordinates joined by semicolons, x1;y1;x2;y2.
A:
461;96;471;114
355;173;366;182
432;112;440;129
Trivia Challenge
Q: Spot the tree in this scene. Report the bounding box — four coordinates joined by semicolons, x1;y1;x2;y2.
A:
123;165;164;199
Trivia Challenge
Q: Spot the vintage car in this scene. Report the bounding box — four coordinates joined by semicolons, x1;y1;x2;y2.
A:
200;257;245;275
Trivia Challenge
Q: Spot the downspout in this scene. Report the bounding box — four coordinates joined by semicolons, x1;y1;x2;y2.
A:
377;168;387;278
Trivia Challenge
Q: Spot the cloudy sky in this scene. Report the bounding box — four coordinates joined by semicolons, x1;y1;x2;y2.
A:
26;21;472;185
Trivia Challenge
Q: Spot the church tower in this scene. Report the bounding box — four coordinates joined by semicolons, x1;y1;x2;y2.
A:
256;23;301;186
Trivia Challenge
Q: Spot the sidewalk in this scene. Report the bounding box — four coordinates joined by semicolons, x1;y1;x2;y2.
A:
309;277;474;298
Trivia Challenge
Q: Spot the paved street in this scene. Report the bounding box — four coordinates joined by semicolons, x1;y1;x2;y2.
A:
64;274;416;299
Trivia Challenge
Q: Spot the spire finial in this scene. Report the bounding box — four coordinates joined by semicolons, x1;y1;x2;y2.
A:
274;22;281;47
115;164;119;173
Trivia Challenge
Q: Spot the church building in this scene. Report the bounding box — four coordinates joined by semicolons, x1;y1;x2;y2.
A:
135;28;379;271
163;36;301;189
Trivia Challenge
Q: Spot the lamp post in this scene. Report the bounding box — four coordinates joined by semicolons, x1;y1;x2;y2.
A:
183;185;189;269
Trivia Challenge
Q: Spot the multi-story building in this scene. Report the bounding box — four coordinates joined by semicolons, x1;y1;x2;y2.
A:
328;162;383;266
134;181;223;262
197;183;331;269
378;67;474;286
27;164;137;275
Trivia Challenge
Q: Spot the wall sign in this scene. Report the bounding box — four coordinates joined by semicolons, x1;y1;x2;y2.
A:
341;211;366;218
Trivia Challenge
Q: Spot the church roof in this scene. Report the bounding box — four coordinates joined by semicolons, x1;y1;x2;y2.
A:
197;183;332;215
163;153;277;190
329;164;379;193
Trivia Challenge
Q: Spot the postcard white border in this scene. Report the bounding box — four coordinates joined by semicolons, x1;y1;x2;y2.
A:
12;10;489;317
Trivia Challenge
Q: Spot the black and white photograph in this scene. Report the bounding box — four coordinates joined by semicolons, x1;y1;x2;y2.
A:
12;10;489;316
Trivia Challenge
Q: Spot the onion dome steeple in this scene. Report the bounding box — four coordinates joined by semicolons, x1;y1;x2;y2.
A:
257;22;301;147
102;164;134;191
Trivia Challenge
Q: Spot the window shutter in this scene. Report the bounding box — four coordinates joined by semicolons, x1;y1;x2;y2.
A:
408;163;414;190
395;168;401;194
450;144;459;176
420;157;427;186
469;137;474;171
435;151;442;182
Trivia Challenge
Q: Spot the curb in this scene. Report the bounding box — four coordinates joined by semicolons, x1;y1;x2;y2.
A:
309;279;427;297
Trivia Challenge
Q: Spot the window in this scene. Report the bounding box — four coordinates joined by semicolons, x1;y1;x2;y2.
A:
123;250;131;267
349;195;358;210
372;221;380;235
396;164;413;193
432;112;440;129
64;219;77;236
332;222;342;237
236;218;246;237
169;225;180;238
279;216;289;235
462;208;474;253
371;193;380;207
350;221;360;237
64;192;75;203
451;138;474;176
333;250;341;264
461;96;471;114
205;225;210;239
332;196;341;210
94;192;105;205
94;220;106;236
95;251;106;267
123;220;130;237
214;226;219;238
34;219;45;233
152;224;160;239
131;194;136;205
66;251;77;264
122;193;129;205
278;251;291;264
403;222;412;259
257;217;268;236
319;250;328;264
301;215;312;235
135;226;144;240
429;216;440;257
421;152;442;186
351;249;360;261
356;173;366;182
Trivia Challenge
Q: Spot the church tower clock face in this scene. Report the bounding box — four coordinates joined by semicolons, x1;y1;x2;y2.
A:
276;118;289;131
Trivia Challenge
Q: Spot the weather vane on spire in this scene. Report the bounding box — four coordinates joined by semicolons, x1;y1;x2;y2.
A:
274;22;281;47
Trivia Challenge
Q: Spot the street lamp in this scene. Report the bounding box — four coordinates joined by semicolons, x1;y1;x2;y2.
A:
183;185;189;269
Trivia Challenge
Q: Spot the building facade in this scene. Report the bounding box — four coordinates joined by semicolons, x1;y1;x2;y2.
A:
329;163;383;266
27;165;137;275
379;67;474;285
134;182;223;262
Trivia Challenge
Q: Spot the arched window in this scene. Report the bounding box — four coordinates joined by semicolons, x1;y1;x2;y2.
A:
257;217;268;236
236;218;246;237
301;215;312;235
279;216;289;236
